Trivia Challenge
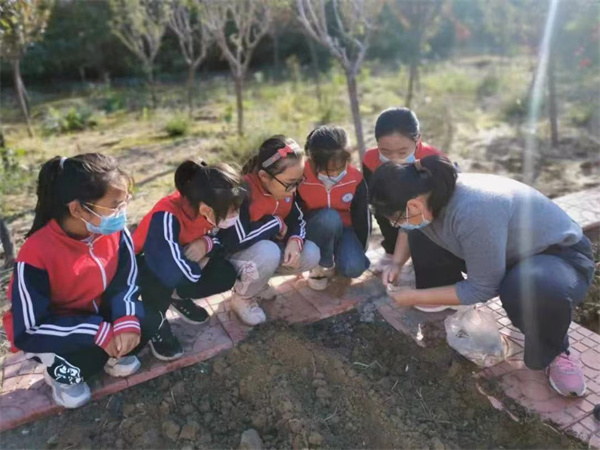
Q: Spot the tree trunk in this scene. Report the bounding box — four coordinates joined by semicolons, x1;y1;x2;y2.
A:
547;54;559;147
0;218;15;269
405;57;419;108
272;29;281;78
345;70;366;163
79;66;86;85
308;39;322;104
234;74;244;136
13;59;33;138
187;64;196;117
147;64;157;109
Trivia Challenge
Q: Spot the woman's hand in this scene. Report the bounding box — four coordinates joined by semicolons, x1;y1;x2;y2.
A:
184;239;208;262
115;332;140;358
283;239;302;268
382;262;403;286
387;286;418;307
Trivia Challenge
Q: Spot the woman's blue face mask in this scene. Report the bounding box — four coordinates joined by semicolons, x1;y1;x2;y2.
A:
389;207;430;230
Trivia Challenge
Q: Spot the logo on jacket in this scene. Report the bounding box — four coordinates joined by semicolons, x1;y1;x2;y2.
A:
342;193;354;203
52;356;83;384
285;197;291;203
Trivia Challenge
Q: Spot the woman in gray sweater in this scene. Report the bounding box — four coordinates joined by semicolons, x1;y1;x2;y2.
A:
370;156;595;398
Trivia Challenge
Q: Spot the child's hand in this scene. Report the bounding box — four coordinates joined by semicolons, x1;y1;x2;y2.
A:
276;218;288;240
115;332;140;358
103;337;120;358
283;239;302;268
184;239;208;262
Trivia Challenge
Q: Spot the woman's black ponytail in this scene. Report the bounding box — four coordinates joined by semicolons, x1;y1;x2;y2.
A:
175;160;245;224
370;155;457;219
27;153;130;238
418;156;457;216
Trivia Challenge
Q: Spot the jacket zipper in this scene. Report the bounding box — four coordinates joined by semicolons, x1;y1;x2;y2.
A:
88;241;107;290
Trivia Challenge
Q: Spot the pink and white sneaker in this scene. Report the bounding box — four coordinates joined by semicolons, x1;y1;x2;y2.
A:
546;353;586;397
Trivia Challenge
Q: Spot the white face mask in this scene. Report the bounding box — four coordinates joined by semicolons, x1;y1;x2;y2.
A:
218;215;239;229
318;170;347;189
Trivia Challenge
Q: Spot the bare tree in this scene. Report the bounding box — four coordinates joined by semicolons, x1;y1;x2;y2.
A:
109;0;170;108
296;0;381;161
202;0;272;136
168;0;212;116
388;0;443;108
0;0;54;137
0;218;15;269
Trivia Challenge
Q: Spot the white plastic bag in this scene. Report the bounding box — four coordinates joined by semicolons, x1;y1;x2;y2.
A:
444;306;507;367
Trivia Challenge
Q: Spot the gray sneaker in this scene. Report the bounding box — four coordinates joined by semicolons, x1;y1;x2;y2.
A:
104;356;141;377
44;371;91;409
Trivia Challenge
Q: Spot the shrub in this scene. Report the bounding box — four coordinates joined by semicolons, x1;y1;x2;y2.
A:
41;105;97;136
165;115;190;137
477;74;500;99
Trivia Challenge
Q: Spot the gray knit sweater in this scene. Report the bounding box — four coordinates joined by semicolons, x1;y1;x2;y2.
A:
420;173;583;305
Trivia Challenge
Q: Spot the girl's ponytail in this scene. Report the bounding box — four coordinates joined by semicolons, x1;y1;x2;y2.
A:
241;155;260;175
175;159;207;194
175;160;246;224
27;157;64;238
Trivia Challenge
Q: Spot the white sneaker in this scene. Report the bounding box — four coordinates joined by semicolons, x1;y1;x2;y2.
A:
371;253;394;274
104;356;141;377
414;305;451;313
44;371;91;409
308;266;334;291
231;294;267;326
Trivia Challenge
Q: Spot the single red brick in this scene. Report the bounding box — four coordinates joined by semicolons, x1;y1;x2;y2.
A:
573;342;590;353
580;415;600;433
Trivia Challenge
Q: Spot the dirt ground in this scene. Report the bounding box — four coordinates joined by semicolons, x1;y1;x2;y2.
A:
0;310;584;450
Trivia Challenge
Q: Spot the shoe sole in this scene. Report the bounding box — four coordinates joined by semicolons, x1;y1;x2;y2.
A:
104;359;142;378
548;373;587;397
170;304;210;325
413;305;450;313
149;341;184;362
44;372;90;409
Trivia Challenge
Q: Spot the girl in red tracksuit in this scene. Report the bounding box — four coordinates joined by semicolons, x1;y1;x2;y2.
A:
218;136;320;326
364;107;454;313
133;161;243;360
4;153;159;409
363;107;447;272
298;126;371;290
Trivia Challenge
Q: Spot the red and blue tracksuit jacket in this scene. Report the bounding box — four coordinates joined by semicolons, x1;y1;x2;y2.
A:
218;173;306;252
297;161;371;249
362;140;446;186
4;220;142;354
133;191;221;291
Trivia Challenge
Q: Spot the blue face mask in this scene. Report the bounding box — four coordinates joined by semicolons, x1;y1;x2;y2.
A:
318;170;347;189
379;150;416;165
392;207;430;231
83;206;128;235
